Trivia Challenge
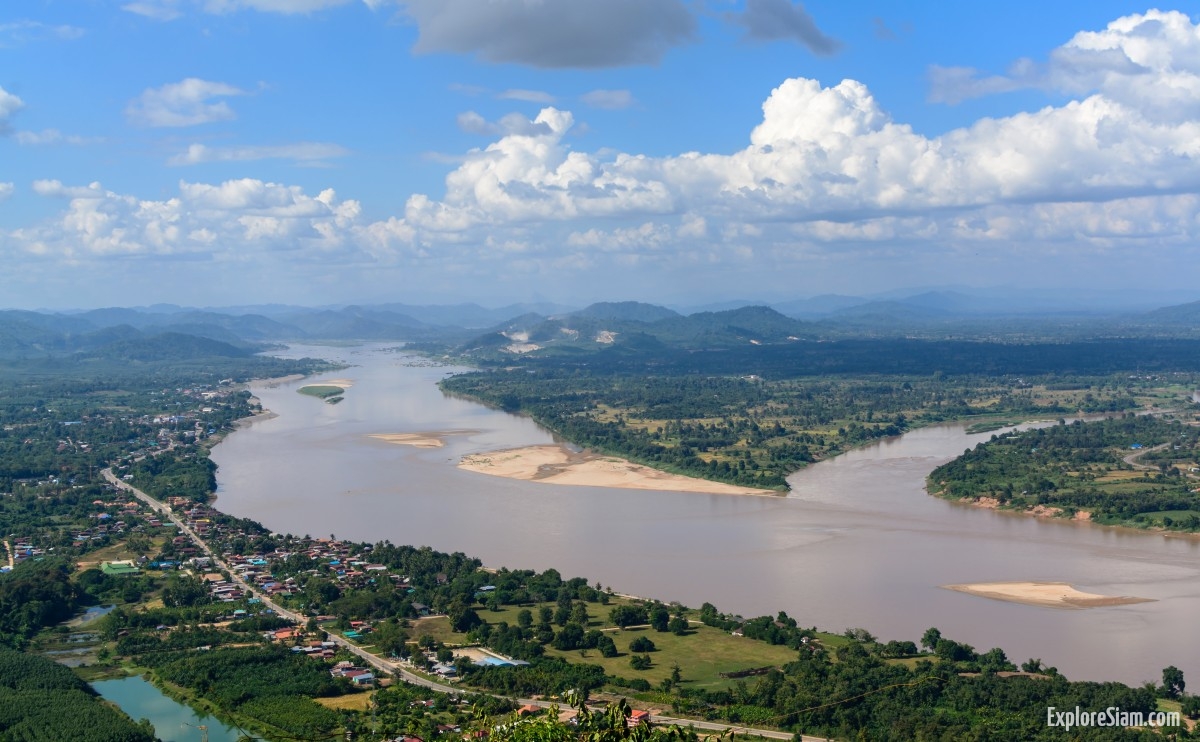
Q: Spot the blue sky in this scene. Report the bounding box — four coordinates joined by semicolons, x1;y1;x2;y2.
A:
2;1;1199;309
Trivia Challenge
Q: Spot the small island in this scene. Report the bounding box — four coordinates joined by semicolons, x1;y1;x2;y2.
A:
930;413;1200;532
298;379;354;405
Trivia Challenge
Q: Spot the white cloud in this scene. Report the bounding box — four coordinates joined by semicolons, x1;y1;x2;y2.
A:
15;129;100;146
32;180;108;199
0;20;85;46
123;0;364;18
402;0;695;68
0;85;24;132
930;9;1200;113
498;89;556;104
455;111;554;137
167;142;349;165
126;78;246;127
580;89;635;110
14;178;381;260
0;183;13;201
121;1;185;20
202;0;354;13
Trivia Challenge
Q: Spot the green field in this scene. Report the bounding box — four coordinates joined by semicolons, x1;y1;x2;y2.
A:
543;624;800;691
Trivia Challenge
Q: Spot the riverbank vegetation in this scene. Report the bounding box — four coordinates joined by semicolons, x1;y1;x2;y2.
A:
931;413;1200;530
441;370;1176;491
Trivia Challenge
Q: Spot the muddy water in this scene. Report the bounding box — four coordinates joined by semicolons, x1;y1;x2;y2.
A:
211;344;1200;685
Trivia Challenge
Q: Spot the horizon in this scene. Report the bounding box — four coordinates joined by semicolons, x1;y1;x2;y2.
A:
3;4;1200;308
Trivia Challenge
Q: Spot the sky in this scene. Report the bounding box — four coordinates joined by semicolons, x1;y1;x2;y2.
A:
2;1;1200;310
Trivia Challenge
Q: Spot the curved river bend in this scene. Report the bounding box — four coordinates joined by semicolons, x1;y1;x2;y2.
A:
211;344;1200;686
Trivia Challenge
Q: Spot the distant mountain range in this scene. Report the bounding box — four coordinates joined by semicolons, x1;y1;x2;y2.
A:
1;292;1198;362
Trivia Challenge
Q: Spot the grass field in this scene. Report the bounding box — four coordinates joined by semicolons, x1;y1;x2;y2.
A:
316;692;374;711
407;616;459;647
543;625;799;691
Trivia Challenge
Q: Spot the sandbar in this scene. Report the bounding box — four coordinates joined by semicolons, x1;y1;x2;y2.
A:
943;581;1154;609
458;444;778;496
369;433;446;449
301;378;354;390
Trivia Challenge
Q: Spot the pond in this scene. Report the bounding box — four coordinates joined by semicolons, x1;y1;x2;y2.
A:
92;676;245;742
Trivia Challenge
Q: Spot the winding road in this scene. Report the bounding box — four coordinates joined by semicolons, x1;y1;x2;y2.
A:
101;467;826;741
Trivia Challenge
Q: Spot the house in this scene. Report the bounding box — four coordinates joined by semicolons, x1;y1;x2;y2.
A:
627;710;651;728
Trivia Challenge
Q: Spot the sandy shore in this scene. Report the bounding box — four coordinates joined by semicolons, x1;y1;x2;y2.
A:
300;378;354;391
458;444;778;496
943;581;1154;609
369;433;446;449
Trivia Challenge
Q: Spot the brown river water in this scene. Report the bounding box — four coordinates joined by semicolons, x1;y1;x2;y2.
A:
210;344;1200;686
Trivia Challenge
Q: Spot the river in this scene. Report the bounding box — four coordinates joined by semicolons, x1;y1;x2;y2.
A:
210;343;1200;686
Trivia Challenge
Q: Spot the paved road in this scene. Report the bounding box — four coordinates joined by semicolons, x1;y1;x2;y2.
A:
102;468;832;741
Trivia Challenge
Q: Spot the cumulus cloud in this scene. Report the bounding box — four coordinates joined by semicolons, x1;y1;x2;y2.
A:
0;85;24;133
729;0;840;55
393;8;1200;240
581;89;636;110
0;183;13;201
401;0;695;68
455;111;554;137
930;8;1199;111
167;142;350;165
0;20;84;46
13;178;382;260
126;78;246;127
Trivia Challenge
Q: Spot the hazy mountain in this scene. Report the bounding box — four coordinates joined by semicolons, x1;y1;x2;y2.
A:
772;295;867;318
372;302;575;328
570;301;681;323
1140;299;1200;325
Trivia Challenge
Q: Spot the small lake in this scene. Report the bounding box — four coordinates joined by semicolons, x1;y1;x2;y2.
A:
93;676;243;742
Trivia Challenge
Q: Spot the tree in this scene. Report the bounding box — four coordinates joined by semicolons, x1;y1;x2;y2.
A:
667;617;688;635
570;603;590;626
1162;665;1186;699
517;609;534;629
609;605;648;629
650;606;670;632
629;636;656;653
630;654;651;671
596;635;618;658
921;627;941;652
1181;695;1200;719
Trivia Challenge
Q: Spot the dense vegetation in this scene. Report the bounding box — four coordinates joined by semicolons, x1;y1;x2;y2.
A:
443;369;1152;490
932;414;1200;529
0;645;156;741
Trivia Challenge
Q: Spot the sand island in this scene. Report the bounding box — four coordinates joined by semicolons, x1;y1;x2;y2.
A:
943;581;1154;609
458;444;778;496
368;430;477;449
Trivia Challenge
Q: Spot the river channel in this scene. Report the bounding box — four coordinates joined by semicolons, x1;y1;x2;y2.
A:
210;343;1200;686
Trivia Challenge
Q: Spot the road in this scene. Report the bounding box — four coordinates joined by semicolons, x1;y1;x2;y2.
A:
101;467;832;741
